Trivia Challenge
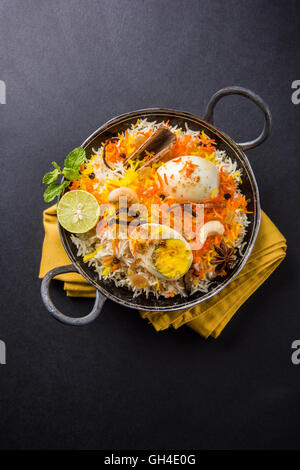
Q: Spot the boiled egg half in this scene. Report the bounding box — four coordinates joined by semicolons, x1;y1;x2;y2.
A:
129;223;192;281
157;155;219;202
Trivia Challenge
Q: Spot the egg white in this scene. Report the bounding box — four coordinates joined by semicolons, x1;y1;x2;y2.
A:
157;155;219;202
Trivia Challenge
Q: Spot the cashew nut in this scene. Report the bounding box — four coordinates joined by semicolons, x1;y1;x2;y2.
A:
199;220;225;246
108;187;139;204
130;273;149;289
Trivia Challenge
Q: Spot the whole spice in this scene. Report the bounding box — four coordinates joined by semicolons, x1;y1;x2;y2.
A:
89;172;95;179
211;240;235;274
124;126;176;167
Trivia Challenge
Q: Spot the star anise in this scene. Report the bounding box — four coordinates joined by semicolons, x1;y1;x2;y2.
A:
211;240;235;274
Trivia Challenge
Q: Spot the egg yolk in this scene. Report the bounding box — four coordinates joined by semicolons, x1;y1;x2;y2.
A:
153;239;191;279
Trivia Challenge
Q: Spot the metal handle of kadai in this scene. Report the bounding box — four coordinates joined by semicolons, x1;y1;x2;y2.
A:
41;265;106;326
204;86;272;151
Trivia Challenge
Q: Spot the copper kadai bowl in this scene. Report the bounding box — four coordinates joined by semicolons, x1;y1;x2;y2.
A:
41;87;271;326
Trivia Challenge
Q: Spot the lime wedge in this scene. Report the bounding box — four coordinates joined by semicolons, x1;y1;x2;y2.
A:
57;190;100;233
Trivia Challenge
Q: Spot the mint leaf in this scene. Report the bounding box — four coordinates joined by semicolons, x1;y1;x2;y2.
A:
43;147;85;204
64;147;85;170
43;180;70;203
63;167;81;181
43;169;59;185
52;161;61;171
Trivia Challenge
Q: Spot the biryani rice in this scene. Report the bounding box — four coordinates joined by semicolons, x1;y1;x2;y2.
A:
69;119;249;299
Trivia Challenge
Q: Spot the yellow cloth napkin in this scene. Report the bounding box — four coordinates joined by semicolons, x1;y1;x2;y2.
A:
39;205;286;338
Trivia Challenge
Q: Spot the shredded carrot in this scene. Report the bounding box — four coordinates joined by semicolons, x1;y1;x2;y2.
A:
167;290;175;298
111;263;120;272
69;180;79;190
179;160;198;178
157;172;164;189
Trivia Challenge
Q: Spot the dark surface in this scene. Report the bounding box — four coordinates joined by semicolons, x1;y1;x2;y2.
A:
0;0;299;450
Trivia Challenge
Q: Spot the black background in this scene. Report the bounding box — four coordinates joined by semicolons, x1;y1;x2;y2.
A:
0;0;300;450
